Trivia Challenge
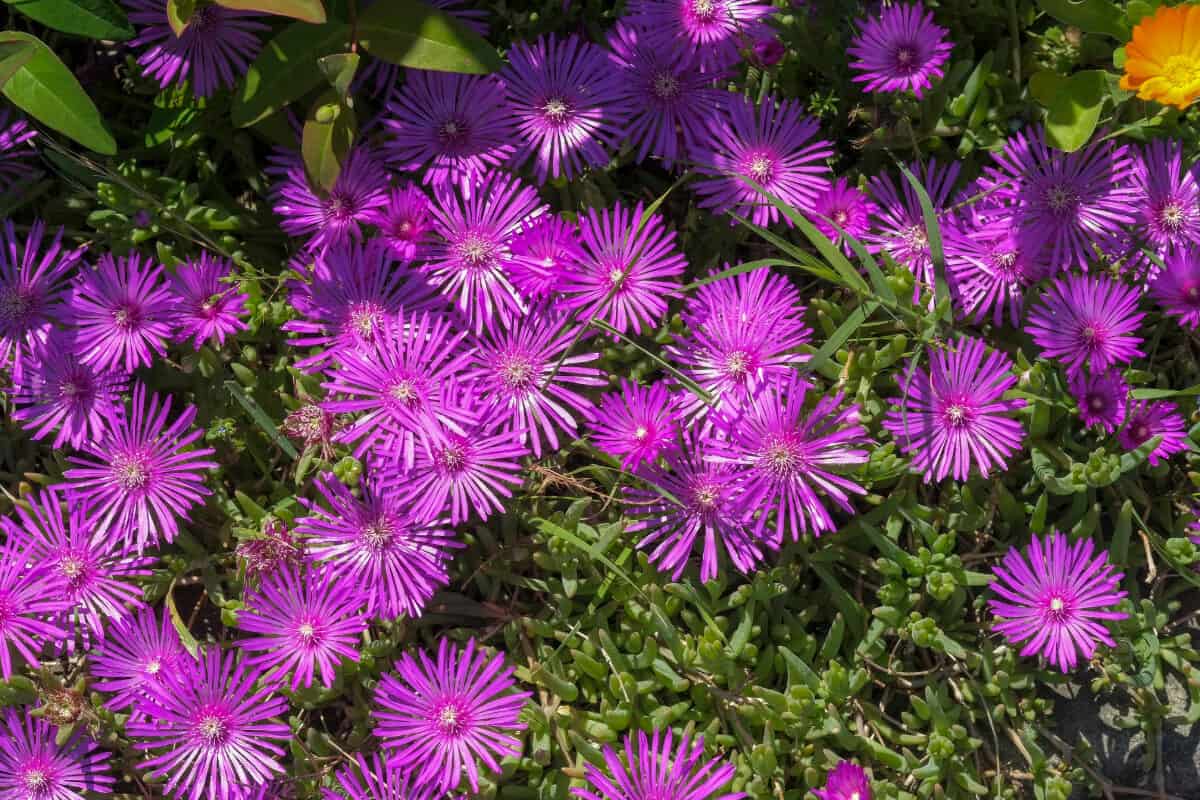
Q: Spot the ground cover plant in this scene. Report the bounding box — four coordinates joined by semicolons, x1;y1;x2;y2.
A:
3;0;1200;797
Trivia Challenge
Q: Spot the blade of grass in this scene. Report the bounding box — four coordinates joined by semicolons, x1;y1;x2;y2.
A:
225;380;299;459
802;300;880;375
896;162;950;319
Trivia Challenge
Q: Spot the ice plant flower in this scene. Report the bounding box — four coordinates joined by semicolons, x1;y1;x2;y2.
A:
89;607;188;711
68;250;175;373
627;0;775;70
848;2;953;98
267;145;389;252
1151;246;1200;330
1027;274;1145;377
1069;370;1128;434
0;220;82;373
0;110;38;194
426;170;544;332
1130;139;1200;259
814;761;872;800
367;184;436;262
237;518;305;580
501;34;630;182
882;336;1026;483
692;93;834;226
989;532;1128;673
236;563;368;690
0;539;68;680
572;728;746;800
682;266;805;332
1120;3;1200;109
810;178;878;255
123;0;268;98
128;647;291;800
168;252;248;349
0;707;114;799
589;380;680;469
63;383;218;552
712;373;871;544
944;204;1038;326
560;201;687;335
509;215;584;300
465;309;604;457
625;433;760;582
1118;399;1190;466
296;472;460;620
373;638;531;793
323;753;438;800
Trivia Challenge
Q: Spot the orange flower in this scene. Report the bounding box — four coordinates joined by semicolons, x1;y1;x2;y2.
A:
1121;3;1200;109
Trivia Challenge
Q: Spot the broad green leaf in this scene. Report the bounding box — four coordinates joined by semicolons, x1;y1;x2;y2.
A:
0;32;115;154
232;20;351;127
1035;0;1130;38
0;40;35;89
318;51;359;98
3;0;134;41
1029;70;1108;152
301;89;355;193
1131;383;1200;400
215;0;325;22
357;0;503;74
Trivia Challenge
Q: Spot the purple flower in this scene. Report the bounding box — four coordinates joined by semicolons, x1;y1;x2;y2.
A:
989;532;1128;673
501;34;630;182
0;110;38;193
367;184;436;262
682;266;806;331
590;380;680;469
129;648;291;800
124;0;267;98
9;330;128;449
465;309;604;457
0;707;114;799
560;201;687;335
606;21;728;167
848;2;953;98
0;220;81;373
626;433;760;582
426;170;544;332
1151;245;1200;329
1131;139;1200;259
573;728;745;800
1118;399;1189;466
810;178;878;254
692;94;834;226
509;215;584;300
881;336;1026;482
627;0;775;70
237;519;306;580
979;126;1135;271
751;35;786;67
814;761;872;800
712;373;870;543
944;204;1038;326
0;538;68;680
865;159;960;305
323;753;439;800
236;563;367;690
373;638;530;793
297;472;460;620
267;145;389;252
1027;274;1145;376
168;252;248;350
63;382;217;552
90;607;188;712
68;250;175;373
1069;370;1128;434
384;71;515;195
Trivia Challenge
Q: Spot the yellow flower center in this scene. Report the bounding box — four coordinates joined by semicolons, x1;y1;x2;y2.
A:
1162;53;1200;90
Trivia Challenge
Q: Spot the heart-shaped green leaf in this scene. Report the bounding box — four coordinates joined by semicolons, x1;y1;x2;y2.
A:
1035;0;1130;38
357;0;503;74
3;0;134;41
215;0;325;23
1029;69;1108;152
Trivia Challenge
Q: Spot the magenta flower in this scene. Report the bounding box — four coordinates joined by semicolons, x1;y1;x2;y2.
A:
426;170;544;332
267;145;389;252
90;607;188;712
752;35;786;67
1131;139;1200;259
573;728;746;800
0;220;81;373
501;34;630;182
0;708;114;799
373;638;530;793
682;266;806;332
297;472;460;620
1118;399;1189;466
848;2;952;98
68;250;175;373
129;647;290;800
367;184;436;262
0;538;68;680
692;94;834;226
979;126;1135;271
810;178;878;254
626;433;761;582
323;753;438;800
0;109;37;193
1027;274;1145;376
168;252;248;350
1069;370;1128;434
560;201;687;335
63;383;218;552
590;380;680;469
236;563;367;690
944;204;1038;326
1151;245;1200;329
881;336;1026;483
123;0;267;97
9;331;128;449
814;761;872;800
509;215;584;300
712;373;870;544
989;532;1128;673
384;71;515;195
627;0;775;70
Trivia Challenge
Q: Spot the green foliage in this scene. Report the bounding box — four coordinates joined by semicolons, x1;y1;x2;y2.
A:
2;0;133;40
